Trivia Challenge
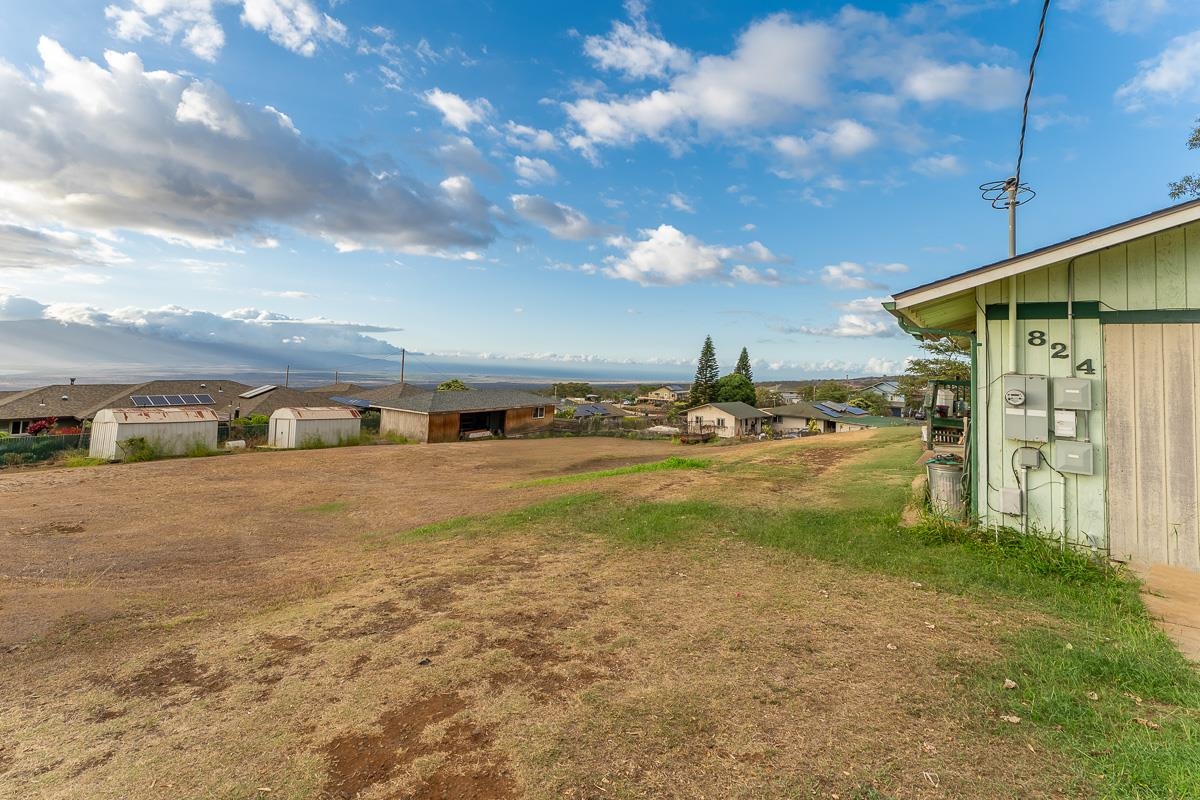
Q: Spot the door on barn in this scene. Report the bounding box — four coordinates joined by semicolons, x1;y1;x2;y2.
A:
1105;323;1200;570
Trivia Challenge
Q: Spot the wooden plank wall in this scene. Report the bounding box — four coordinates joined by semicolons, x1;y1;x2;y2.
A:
428;412;461;443
380;409;430;443
505;406;552;435
975;220;1200;554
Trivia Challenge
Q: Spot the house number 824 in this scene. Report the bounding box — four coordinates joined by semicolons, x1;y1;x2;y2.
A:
1026;330;1096;374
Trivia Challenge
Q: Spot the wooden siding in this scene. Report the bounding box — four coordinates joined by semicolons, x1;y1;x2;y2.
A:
1106;324;1200;569
504;406;552;436
380;408;430;443
974;219;1200;558
427;412;461;444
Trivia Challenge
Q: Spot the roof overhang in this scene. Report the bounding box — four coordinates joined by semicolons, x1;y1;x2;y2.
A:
888;198;1200;334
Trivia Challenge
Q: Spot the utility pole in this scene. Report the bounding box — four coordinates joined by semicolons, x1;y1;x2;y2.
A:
399;349;405;393
284;364;290;388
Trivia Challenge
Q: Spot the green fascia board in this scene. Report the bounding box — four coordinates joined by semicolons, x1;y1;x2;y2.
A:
983;301;1101;321
1098;309;1200;324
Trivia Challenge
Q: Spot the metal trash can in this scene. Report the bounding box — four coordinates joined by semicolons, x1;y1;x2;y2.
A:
927;459;965;520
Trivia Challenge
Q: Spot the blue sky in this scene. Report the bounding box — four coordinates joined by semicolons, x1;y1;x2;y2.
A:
3;0;1200;381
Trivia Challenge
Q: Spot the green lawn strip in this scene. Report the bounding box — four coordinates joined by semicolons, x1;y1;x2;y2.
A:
510;456;711;488
388;431;1200;797
298;500;348;513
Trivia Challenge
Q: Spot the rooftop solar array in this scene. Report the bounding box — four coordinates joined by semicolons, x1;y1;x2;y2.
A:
329;395;372;409
238;385;277;399
130;394;216;407
813;401;869;417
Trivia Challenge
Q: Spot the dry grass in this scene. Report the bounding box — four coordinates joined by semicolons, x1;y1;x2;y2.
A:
0;431;1078;799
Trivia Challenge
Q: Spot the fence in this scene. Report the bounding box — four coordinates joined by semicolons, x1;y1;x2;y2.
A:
548;415;679;438
218;423;268;445
0;432;91;464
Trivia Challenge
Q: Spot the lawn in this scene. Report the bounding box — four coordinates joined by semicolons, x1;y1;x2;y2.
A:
1;429;1196;799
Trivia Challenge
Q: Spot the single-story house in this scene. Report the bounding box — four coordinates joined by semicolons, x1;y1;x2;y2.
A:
570;402;626;420
760;401;841;434
370;389;554;443
833;415;920;433
638;385;687;405
89;407;219;460
269;406;361;448
858;380;906;416
686;402;772;438
0;383;135;434
887;196;1200;571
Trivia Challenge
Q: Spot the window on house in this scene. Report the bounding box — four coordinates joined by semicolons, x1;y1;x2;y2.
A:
717;418;725;427
533;406;546;419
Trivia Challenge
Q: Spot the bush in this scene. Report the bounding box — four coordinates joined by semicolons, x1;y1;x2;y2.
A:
118;437;162;463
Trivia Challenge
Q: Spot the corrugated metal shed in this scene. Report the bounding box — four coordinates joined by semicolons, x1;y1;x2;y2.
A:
89;407;219;460
271;406;361;420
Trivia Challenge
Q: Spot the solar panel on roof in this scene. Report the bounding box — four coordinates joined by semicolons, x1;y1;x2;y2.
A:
239;385;277;399
130;393;217;408
330;396;371;409
842;406;868;416
813;402;842;417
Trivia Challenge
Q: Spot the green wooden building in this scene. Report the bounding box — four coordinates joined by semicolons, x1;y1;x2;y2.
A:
887;198;1200;572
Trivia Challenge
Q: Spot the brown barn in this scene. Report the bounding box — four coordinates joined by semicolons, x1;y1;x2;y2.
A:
374;390;553;443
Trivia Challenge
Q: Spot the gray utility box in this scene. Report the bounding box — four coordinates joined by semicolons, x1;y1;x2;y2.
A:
1053;441;1095;475
1002;375;1049;442
1053;377;1093;411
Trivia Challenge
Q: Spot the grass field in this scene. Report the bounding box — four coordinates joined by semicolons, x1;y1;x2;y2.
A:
1;429;1196;799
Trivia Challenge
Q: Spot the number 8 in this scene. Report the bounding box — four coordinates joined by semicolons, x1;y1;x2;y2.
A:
1027;330;1046;346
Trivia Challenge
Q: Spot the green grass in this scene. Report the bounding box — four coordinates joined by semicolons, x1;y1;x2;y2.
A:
387;429;1200;798
299;501;348;513
63;453;106;467
512;456;711;487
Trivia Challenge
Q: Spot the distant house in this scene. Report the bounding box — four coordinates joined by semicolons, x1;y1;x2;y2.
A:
369;389;554;443
686;402;771;439
859;380;906;416
638;385;687;405
304;382;367;399
778;391;804;405
833;415;919;433
0;383;136;434
570;402;625;420
760;401;840;434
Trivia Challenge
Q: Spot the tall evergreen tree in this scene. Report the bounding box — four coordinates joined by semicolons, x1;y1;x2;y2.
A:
734;347;753;382
689;335;719;405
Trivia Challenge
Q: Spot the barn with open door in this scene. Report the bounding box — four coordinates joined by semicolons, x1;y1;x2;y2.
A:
887;198;1200;572
369;389;553;443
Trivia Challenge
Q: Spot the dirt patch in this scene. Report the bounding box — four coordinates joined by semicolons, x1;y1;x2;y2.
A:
548;455;664;477
331;600;420;640
322;693;515;800
7;521;86;536
802;445;854;475
406;578;457;612
261;633;311;655
111;649;228;700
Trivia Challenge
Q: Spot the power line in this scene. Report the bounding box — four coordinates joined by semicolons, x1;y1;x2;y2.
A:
1015;0;1052;193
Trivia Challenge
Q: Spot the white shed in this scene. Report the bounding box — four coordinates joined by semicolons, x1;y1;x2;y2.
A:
89;407;219;460
268;406;361;449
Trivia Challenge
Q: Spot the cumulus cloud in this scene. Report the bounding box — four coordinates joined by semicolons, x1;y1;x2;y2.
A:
566;8;1021;158
1116;30;1200;109
601;224;781;286
0;294;402;354
582;1;693;79
0;40;497;257
0;222;128;272
423;88;493;130
513;156;558;185
511;195;611;240
504;121;557;151
666;192;694;213
104;0;346;61
912;153;965;175
1061;0;1170;33
820;262;887;290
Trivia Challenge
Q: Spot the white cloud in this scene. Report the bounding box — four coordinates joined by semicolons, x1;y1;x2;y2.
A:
601;224;780;286
0;222;129;272
775;294;898;337
103;0;346;61
423;88;493;131
876;262;909;274
770;119;878;171
504;121;558;151
513;156;558;185
820;262;887;290
741;223;757;231
582;3;693;79
434;136;498;178
1061;0;1170;33
912;153;965;176
262;289;314;299
666;192;694;213
0;40;497;257
511;195;610;240
1116;30;1200;109
900;62;1021;110
567;15;835;151
730;264;783;286
1;294;402;355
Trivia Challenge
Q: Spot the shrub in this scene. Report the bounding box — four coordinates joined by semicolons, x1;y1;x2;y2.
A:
118;437;162;463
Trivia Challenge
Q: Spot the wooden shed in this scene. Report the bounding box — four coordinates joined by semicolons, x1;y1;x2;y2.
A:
371;390;553;443
887;197;1200;572
89;407;219;460
269;406;361;449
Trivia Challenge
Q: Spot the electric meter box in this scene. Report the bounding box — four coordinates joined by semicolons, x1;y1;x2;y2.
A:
1002;375;1049;442
1053;377;1093;411
1053;441;1095;475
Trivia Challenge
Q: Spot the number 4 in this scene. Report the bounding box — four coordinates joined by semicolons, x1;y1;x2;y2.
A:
1075;358;1096;375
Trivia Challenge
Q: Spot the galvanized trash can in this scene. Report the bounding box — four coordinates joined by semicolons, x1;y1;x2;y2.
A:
927;457;965;520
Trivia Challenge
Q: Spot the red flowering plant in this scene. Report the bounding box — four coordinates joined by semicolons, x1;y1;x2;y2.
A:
26;417;58;435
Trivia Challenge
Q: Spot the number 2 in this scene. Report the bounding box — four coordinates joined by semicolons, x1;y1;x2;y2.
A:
1050;342;1069;359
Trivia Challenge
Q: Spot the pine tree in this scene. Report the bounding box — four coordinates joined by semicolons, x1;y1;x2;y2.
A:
689;335;719;405
734;347;753;382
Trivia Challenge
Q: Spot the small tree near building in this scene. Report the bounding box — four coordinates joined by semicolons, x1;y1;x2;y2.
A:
898;337;971;410
813;380;850;403
714;373;757;405
437;379;470;391
689;335;719;405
